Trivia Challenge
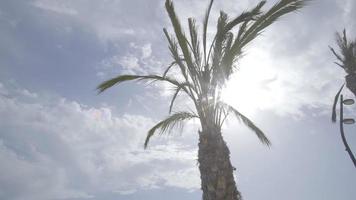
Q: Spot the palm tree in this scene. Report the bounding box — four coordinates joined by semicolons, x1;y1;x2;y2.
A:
331;29;356;122
97;0;306;199
330;30;356;168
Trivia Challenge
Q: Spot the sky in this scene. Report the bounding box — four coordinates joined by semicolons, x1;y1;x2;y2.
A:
0;0;356;199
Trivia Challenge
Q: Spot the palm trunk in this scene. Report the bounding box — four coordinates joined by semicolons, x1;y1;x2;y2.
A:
198;125;242;200
345;73;356;96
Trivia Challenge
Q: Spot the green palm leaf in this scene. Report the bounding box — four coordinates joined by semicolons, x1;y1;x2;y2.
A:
97;74;191;94
188;18;201;67
219;102;271;146
169;86;182;113
165;0;196;78
224;1;266;33
203;0;214;65
229;0;307;61
144;111;198;148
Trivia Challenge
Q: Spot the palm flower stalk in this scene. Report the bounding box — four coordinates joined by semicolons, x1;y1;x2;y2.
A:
98;0;307;199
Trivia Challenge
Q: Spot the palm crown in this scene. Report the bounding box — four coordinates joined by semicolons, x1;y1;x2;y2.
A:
330;30;356;122
98;0;306;148
330;30;356;74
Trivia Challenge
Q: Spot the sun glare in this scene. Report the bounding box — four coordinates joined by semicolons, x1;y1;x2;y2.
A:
221;50;281;117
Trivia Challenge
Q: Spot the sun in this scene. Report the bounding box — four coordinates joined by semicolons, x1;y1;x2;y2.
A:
221;50;281;117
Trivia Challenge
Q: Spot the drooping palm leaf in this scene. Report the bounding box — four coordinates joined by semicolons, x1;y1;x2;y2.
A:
163;61;177;77
97;75;141;93
331;84;345;122
97;74;193;98
144;111;198;148
219;102;271;146
169;86;183;113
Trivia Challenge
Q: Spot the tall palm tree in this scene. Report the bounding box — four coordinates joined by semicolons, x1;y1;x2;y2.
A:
98;0;306;199
331;29;356;122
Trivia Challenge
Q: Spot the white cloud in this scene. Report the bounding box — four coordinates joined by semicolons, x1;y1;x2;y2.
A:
120;55;140;71
30;0;165;43
32;0;78;15
97;42;164;78
98;53;142;76
0;83;199;199
19;89;38;98
162;167;200;191
141;43;152;59
25;0;356;118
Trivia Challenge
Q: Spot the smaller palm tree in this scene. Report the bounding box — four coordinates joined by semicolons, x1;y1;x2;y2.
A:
330;29;356;122
330;29;356;168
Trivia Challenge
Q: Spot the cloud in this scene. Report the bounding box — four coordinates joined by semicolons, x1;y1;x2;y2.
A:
29;0;165;43
141;43;152;59
32;0;78;15
0;83;199;200
4;0;355;117
97;42;164;79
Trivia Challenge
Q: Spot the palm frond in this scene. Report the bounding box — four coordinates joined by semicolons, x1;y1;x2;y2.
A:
329;46;344;64
212;11;228;62
331;29;356;73
163;59;186;77
224;32;234;51
169;86;182;113
203;0;214;65
211;1;266;85
224;0;266;32
221;0;306;78
165;0;196;78
97;75;141;93
237;0;306;51
188;18;201;67
163;28;189;79
332;84;344;122
144;111;198;148
334;62;344;69
96;74;193;97
211;11;229;85
163;61;178;77
219;102;271;146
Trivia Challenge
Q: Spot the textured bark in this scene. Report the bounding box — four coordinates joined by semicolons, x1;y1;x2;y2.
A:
345;73;356;96
198;125;241;200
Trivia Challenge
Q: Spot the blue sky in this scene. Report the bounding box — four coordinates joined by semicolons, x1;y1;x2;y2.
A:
0;0;356;199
